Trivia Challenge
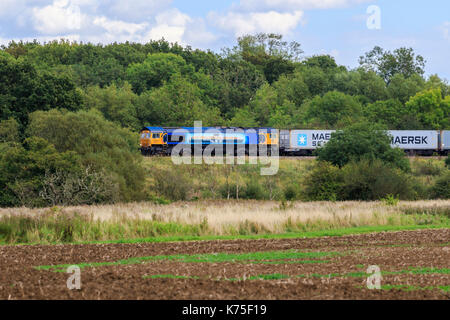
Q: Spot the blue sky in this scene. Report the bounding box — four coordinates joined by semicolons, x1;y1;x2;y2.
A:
0;0;449;79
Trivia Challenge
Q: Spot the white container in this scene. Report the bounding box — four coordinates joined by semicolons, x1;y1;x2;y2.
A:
289;130;336;149
388;131;439;150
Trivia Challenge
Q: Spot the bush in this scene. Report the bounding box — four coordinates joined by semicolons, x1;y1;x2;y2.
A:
304;161;343;201
413;159;444;176
242;181;265;200
0;137;83;207
304;159;417;201
283;184;298;201
340;160;416;201
317;122;410;172
151;169;190;201
430;171;450;199
446;156;450;169
26;109;146;202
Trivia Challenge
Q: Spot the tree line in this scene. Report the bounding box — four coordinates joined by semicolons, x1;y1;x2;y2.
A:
1;34;449;131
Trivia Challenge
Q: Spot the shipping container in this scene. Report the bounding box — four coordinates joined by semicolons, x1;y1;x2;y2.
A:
442;131;450;151
388;131;439;150
289;130;336;149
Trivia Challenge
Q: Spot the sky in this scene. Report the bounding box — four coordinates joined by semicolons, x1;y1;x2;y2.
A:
0;0;449;80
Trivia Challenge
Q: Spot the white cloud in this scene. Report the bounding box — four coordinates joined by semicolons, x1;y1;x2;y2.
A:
183;19;218;47
146;24;186;44
154;9;192;27
145;9;192;44
32;0;87;34
93;16;148;35
0;0;19;15
210;10;304;37
443;22;450;41
108;0;170;21
239;0;374;11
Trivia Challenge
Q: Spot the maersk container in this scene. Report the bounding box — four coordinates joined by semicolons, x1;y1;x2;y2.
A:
389;131;438;150
442;131;450;151
289;130;336;149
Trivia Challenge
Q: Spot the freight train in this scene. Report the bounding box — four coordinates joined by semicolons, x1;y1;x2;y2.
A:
140;127;450;156
140;127;279;156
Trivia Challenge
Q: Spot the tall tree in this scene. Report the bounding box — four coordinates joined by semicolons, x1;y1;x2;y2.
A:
0;52;82;125
359;46;426;84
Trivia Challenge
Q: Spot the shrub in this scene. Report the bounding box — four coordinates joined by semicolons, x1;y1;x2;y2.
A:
242;181;265;200
304;159;417;201
283;184;298;201
446;156;450;169
340;159;416;201
0;137;84;207
304;161;343;201
430;171;450;199
151;169;190;201
381;194;400;206
26;109;146;202
413;159;444;176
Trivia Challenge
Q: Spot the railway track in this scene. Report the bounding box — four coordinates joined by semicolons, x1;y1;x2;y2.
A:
142;155;446;160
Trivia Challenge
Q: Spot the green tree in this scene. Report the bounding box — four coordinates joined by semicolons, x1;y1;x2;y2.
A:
0;137;82;207
127;53;192;94
228;107;259;127
268;100;296;129
405;88;450;129
26;109;146;202
0;53;82;125
273;72;310;107
359;46;426;83
339;159;416;200
213;57;265;116
387;73;425;103
304;161;343;201
229;33;302;84
82;82;140;130
0;118;20;143
425;74;449;97
136;75;223;127
248;83;278;126
317;122;410;172
364;99;408;129
304;91;363;128
298;66;329;97
303;55;338;71
332;69;387;103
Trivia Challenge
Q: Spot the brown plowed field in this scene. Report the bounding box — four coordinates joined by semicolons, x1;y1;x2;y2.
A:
0;229;449;300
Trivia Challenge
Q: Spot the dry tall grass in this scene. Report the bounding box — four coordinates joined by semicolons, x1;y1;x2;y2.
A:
1;200;449;235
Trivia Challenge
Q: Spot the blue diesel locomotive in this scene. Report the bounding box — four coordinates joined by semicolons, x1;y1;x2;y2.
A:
140;127;279;156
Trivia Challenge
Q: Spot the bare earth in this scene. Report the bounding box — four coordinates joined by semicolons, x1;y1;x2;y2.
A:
0;229;449;300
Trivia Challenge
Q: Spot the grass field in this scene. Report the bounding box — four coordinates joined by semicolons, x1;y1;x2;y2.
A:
0;200;448;244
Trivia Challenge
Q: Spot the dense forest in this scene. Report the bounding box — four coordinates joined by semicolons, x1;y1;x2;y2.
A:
1;33;449;131
0;34;449;207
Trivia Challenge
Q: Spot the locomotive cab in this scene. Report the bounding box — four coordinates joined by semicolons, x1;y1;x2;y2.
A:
140;130;151;148
140;127;167;156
